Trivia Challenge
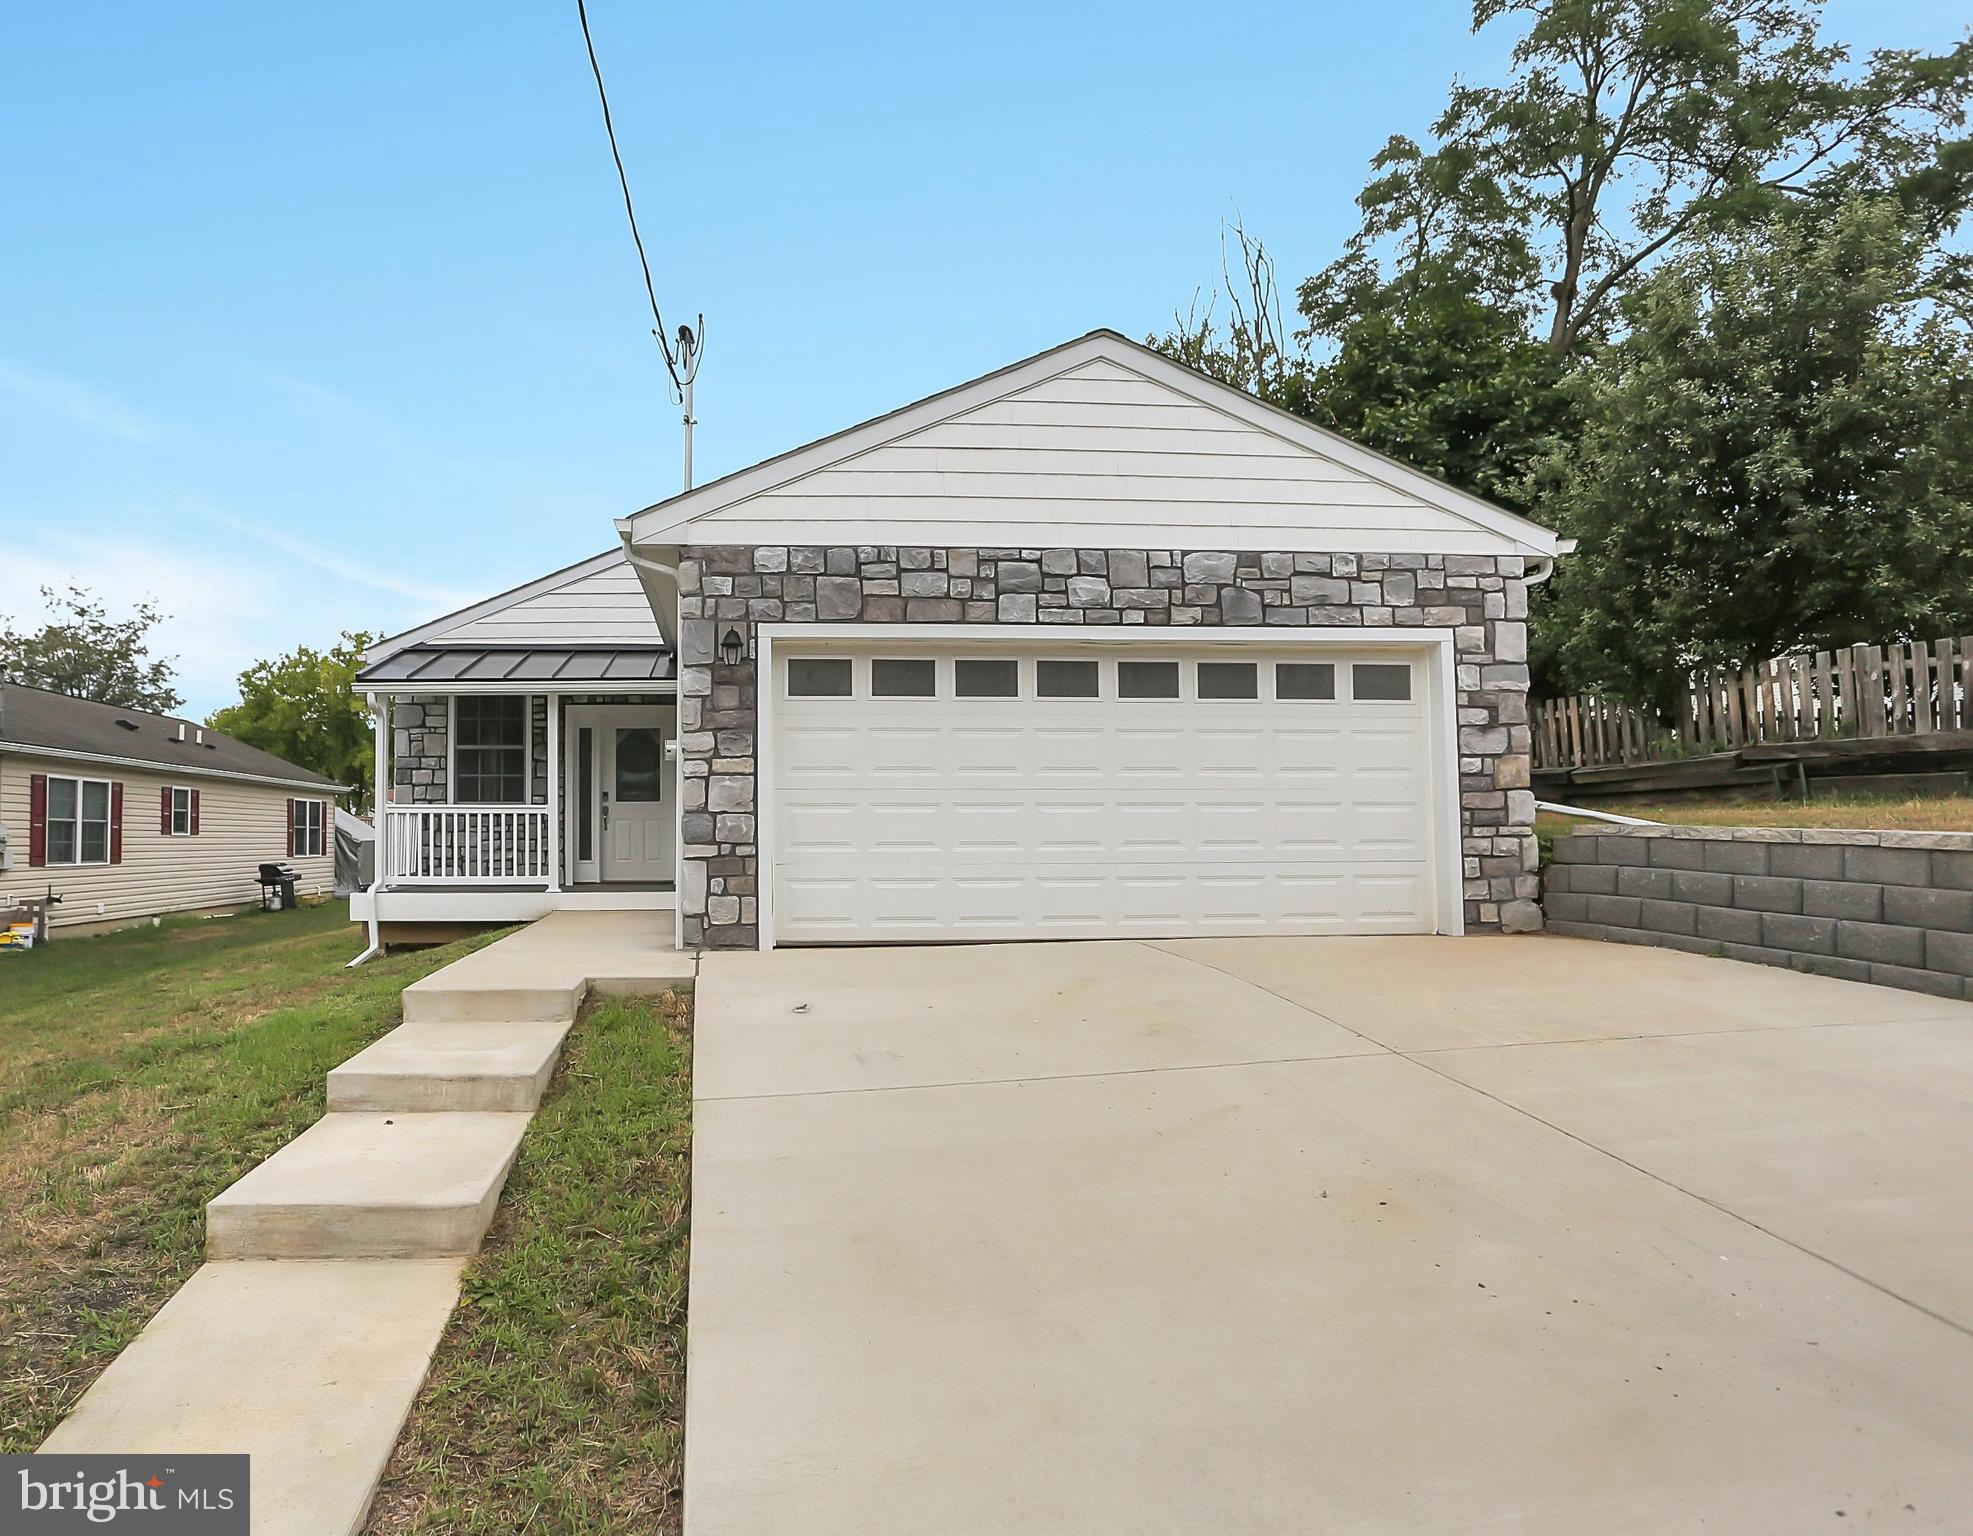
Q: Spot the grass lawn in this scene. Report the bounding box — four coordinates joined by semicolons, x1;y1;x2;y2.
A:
365;990;693;1535
0;902;512;1451
1540;789;1973;840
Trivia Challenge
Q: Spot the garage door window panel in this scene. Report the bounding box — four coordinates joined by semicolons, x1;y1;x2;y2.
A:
1037;660;1099;699
788;658;853;698
1352;663;1413;702
1197;662;1258;700
872;658;937;698
954;658;1019;698
1277;662;1337;701
1117;661;1180;700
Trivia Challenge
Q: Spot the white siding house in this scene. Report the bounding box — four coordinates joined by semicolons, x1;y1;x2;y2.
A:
355;330;1564;952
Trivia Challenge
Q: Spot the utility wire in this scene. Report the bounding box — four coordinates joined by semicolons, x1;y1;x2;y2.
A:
576;0;687;395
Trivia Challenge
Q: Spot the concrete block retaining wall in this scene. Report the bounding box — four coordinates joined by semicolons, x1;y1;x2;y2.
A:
1545;825;1973;1001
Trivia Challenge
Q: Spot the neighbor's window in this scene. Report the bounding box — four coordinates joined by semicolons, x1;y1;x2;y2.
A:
454;696;528;803
47;776;112;865
872;658;936;698
293;798;326;857
954;658;1018;698
1036;660;1099;698
1197;661;1258;700
788;658;852;698
170;785;193;835
1352;663;1413;702
1118;660;1181;699
1276;662;1337;701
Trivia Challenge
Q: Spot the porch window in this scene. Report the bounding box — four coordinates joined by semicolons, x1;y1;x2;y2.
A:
455;696;529;804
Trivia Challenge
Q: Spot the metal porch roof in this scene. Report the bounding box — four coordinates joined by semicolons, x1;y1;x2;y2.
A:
356;645;677;686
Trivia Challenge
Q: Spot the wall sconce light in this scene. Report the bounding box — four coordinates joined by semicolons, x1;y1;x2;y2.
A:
719;627;743;667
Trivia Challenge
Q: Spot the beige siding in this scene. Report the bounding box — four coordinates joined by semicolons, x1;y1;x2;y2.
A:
439;556;662;646
696;355;1489;546
0;751;336;930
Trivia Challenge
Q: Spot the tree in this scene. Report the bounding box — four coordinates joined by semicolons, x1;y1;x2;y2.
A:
208;632;380;810
0;584;182;712
1349;0;1973;357
1534;196;1973;712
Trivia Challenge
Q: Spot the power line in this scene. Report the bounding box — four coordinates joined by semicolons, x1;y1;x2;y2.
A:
575;0;699;398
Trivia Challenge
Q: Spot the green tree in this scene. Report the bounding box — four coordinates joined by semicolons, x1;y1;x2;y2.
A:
1358;0;1973;357
0;584;182;712
208;632;380;810
1534;196;1973;712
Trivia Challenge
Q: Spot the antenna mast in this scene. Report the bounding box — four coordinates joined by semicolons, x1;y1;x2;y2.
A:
674;320;703;491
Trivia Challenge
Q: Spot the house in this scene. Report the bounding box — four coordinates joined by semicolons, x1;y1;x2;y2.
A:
353;329;1564;952
0;680;341;933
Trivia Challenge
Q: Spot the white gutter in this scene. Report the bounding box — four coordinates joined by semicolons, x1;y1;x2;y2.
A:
0;741;348;795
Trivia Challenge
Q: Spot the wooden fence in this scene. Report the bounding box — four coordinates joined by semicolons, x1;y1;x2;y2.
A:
1534;635;1973;771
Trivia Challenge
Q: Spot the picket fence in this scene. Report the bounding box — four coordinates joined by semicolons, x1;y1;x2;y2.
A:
1534;635;1973;771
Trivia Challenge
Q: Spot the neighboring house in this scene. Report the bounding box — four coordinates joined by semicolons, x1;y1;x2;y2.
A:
354;329;1564;952
0;680;341;933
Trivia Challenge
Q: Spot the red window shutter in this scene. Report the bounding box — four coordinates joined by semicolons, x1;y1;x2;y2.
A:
162;786;174;834
110;782;124;864
28;773;47;867
190;789;201;835
286;799;296;857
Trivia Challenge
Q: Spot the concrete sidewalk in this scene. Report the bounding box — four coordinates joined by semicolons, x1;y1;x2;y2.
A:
685;935;1973;1534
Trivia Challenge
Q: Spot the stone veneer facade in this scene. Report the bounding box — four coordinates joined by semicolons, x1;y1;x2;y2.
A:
675;545;1541;950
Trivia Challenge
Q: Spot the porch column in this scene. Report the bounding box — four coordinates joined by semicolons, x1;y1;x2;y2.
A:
367;692;389;893
545;692;562;891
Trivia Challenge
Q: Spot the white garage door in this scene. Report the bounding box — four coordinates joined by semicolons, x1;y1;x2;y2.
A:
766;643;1442;944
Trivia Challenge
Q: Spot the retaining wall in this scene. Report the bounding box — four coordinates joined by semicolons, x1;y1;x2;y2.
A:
1544;825;1973;1001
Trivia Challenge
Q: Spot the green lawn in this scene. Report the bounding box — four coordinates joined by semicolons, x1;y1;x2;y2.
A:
0;902;513;1451
365;992;693;1535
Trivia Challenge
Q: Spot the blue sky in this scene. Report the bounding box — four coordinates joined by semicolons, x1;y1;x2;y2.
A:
4;1;1964;716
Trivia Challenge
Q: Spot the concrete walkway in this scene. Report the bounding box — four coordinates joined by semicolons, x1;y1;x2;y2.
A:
43;911;694;1536
686;934;1973;1534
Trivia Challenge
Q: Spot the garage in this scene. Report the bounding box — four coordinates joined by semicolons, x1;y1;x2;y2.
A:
762;634;1456;944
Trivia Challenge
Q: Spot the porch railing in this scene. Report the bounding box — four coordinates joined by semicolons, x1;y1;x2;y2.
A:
380;805;553;885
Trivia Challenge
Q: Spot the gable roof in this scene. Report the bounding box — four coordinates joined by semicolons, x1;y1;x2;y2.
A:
364;548;667;671
0;681;343;791
620;329;1561;558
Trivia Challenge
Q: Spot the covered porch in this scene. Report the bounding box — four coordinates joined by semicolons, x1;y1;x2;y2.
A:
353;643;681;932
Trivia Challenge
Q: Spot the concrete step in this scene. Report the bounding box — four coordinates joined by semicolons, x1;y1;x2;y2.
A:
328;1019;573;1112
401;977;581;1024
41;1259;464;1536
206;1112;531;1260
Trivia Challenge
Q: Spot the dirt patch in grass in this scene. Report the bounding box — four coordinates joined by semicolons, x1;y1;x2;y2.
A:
0;910;514;1451
365;990;693;1536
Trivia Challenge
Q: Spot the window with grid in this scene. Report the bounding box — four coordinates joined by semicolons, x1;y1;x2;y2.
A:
454;697;529;803
47;777;112;865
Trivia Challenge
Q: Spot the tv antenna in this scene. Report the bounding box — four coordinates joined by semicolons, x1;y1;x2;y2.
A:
576;1;706;489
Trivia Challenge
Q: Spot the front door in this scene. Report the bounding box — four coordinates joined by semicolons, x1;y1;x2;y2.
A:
565;705;674;884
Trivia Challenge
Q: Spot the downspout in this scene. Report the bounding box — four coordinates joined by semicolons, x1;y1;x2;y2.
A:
620;532;688;952
1523;538;1574;589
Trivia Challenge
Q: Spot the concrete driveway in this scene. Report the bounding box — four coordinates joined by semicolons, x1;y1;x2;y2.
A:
685;935;1973;1534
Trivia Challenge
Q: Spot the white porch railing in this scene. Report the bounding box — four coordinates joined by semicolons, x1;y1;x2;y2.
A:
381;805;553;885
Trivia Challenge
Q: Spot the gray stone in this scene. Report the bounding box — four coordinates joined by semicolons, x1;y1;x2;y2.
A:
1769;843;1845;880
1760;912;1836;954
1929;849;1973;890
900;570;949;598
1844;845;1932;887
681;812;716;845
1835;920;1925;968
1882;884;1973;931
1732;875;1802;914
1569;864;1620;895
1639;899;1698;936
1696;905;1762;944
815;576;864;620
1703;841;1770;875
1221;587;1264;625
707;777;754;813
1290;576;1350;605
906;598;964;621
1547;835;1596;864
1582;894;1642;927
1067;576;1112;608
997;594;1037;622
1801;879;1882;922
1041;549;1078;575
1182;551;1237;583
1498;898;1543;933
1647;839;1708;870
715;813;756;842
998;561;1042;593
1924;927;1973;976
1615;865;1672;900
1106;550;1148;587
1868;961;1965;999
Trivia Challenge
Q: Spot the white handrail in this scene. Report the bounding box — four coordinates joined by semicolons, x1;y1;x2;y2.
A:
1534;799;1664;827
381;804;553;884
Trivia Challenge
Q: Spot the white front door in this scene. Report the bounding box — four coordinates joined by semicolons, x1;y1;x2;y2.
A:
565;705;674;884
768;643;1442;944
